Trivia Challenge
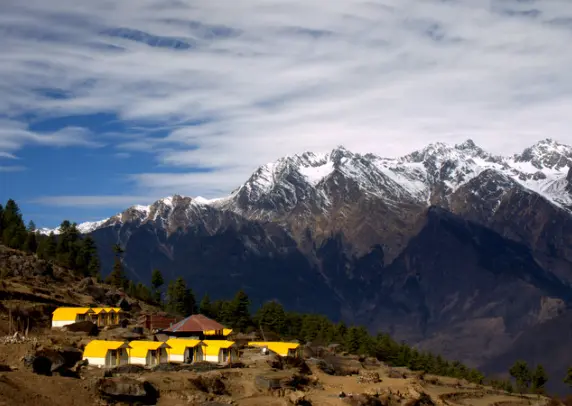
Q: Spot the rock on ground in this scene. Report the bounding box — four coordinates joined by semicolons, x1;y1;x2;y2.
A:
97;377;159;404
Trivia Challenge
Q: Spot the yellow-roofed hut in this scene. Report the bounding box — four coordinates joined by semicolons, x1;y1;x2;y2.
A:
165;338;206;363
248;342;300;357
51;307;95;328
128;341;170;366
82;340;130;368
202;340;238;364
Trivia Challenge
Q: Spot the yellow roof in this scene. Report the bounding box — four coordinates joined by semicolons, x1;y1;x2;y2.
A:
52;307;94;321
202;340;235;356
204;328;233;336
83;340;130;358
248;342;300;356
165;338;205;356
91;308;108;314
128;341;170;358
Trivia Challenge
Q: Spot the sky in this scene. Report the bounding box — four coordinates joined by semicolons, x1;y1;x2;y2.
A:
1;0;572;228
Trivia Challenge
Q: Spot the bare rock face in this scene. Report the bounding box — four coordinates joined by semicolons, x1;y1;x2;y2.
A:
97;377;159;404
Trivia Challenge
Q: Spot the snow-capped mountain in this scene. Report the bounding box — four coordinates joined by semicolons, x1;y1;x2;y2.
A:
39;138;572;236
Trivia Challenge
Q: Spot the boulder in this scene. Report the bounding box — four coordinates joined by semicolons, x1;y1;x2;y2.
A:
387;369;406;379
342;394;384;406
97;377;159;404
63;321;99;336
403;393;436;406
189;373;227;395
357;371;381;384
23;349;66;375
288;390;311;405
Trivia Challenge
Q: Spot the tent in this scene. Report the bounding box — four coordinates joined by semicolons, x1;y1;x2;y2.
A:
202;340;238;364
82;340;131;368
165;338;206;363
128;340;170;366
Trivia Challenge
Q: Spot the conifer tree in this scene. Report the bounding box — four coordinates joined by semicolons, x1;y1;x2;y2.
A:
1;199;27;249
45;232;57;259
199;293;214;318
166;278;196;316
77;236;99;277
230;290;252;332
151;269;164;303
23;231;38;253
27;220;36;232
254;300;286;335
107;244;128;289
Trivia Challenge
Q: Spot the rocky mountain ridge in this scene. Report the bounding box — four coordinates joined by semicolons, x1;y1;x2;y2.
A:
39;138;572;238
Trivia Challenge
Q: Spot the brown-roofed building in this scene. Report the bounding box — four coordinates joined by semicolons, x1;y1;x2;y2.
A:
138;312;182;332
163;314;232;339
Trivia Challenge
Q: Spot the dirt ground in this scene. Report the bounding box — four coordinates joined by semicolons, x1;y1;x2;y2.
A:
0;337;552;406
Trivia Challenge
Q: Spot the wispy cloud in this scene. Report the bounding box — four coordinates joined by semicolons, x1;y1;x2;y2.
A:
0;119;101;152
0;165;26;172
2;0;572;201
0;152;19;160
30;195;156;208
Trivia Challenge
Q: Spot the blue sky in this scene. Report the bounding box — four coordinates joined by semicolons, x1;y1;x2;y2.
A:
1;0;572;228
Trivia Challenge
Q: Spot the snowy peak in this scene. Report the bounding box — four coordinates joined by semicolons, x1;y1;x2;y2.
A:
38;139;572;235
513;138;572;172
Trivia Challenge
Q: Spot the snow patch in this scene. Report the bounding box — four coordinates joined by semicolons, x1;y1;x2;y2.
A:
299;161;334;185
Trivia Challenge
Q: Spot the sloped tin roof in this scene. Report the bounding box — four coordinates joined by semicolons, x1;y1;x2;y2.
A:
163;314;225;333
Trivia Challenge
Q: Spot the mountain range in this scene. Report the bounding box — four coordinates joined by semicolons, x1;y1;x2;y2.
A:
41;138;572;392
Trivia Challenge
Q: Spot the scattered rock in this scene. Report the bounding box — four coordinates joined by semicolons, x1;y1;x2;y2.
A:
387;369;406;379
97;377;159;404
62;321;99;336
403;392;436;406
288;390;310;405
189;372;227;395
357;371;381;384
342;394;384;406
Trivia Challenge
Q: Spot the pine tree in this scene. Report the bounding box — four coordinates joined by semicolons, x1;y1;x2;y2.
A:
45;232;57;259
107;257;127;288
107;244;127;288
56;220;81;268
255;301;286;335
509;360;531;393
22;231;38;253
151;269;164;303
1;199;27;249
531;364;548;394
230;290;252;332
166;278;197;316
199;293;214;318
27;220;36;232
77;236;99;277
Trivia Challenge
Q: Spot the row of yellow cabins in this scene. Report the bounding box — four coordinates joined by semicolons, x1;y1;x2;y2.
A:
52;308;301;368
83;339;301;368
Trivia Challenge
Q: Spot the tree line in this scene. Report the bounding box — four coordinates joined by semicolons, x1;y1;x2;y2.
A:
0;199;100;278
